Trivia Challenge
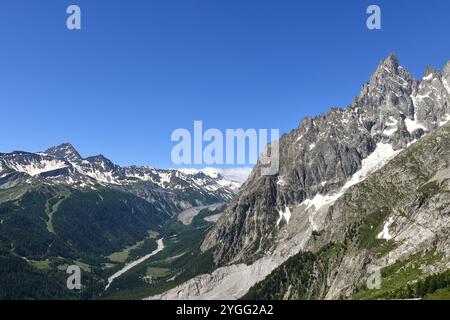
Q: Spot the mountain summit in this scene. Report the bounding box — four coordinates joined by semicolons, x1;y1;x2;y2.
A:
45;143;82;162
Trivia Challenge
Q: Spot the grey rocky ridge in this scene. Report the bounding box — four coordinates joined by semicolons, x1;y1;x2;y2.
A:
149;54;450;299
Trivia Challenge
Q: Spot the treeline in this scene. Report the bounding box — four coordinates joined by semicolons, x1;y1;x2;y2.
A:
242;244;338;300
0;254;74;300
53;189;166;258
0;186;169;299
382;269;450;299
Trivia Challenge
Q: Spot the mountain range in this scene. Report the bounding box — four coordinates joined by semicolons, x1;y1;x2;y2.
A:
0;143;240;214
1;54;449;300
0;144;240;299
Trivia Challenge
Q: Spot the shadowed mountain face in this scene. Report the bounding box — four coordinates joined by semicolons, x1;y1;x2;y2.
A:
201;55;450;266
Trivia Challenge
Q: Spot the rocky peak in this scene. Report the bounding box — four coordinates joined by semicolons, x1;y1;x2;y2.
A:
45;143;81;162
192;171;210;179
86;154;115;167
356;55;414;121
377;53;400;74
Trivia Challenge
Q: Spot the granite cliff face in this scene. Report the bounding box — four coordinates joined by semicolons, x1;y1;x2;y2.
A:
148;55;450;300
201;54;450;265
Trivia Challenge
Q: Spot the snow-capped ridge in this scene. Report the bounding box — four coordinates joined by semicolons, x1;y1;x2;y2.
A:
0;144;240;202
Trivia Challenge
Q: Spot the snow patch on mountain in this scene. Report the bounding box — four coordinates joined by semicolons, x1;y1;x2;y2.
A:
383;117;398;136
377;216;394;240
5;158;68;177
74;165;120;185
277;207;291;226
423;73;433;81
158;172;171;186
405;117;427;134
303;143;401;211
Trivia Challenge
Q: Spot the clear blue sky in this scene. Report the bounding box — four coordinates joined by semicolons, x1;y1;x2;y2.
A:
0;0;449;168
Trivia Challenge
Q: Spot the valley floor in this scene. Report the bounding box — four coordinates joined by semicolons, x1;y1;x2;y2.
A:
105;238;165;290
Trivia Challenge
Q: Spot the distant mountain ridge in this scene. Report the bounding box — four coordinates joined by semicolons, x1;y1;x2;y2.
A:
0;143;240;214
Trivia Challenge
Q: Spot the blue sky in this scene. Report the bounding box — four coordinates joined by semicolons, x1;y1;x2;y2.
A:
0;0;449;168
